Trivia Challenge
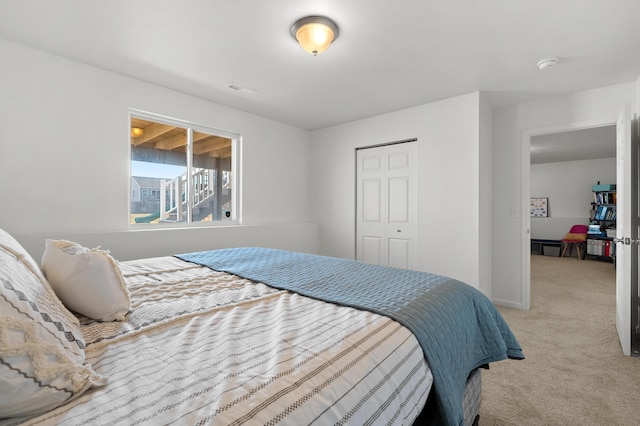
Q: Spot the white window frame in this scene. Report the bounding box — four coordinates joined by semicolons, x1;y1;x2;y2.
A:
128;109;241;229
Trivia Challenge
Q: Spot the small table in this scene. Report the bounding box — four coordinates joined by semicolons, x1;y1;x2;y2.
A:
530;239;562;256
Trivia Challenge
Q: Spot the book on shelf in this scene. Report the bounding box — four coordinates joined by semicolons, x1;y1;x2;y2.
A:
586;238;616;258
594;206;602;220
592;205;616;221
596;206;608;220
593;191;616;205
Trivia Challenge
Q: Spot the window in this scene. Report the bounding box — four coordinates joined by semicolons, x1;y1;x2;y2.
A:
129;112;238;226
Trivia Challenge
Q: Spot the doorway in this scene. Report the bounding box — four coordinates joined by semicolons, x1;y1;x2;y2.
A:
521;120;616;311
521;119;640;355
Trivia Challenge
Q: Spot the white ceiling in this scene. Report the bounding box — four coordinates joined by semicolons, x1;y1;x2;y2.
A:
0;0;639;134
530;125;616;165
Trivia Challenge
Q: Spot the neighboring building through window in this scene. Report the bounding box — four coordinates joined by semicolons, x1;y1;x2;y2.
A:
129;112;238;226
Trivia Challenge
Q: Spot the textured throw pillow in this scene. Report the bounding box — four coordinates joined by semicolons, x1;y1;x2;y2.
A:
41;240;131;322
0;229;104;419
0;227;51;294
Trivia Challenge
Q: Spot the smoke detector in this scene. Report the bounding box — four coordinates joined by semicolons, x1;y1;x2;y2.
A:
537;58;558;70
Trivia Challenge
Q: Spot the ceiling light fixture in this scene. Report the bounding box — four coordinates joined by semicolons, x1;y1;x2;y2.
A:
131;127;144;138
291;16;339;56
537;58;558;70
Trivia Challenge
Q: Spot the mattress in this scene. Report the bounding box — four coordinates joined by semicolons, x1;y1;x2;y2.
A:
4;256;433;425
462;368;481;426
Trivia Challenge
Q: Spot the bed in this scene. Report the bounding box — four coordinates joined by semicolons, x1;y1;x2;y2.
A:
0;229;523;426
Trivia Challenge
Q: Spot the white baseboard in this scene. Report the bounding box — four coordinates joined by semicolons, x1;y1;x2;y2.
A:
492;298;527;310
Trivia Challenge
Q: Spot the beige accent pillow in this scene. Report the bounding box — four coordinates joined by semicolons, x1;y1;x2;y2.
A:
41;240;131;322
0;229;104;419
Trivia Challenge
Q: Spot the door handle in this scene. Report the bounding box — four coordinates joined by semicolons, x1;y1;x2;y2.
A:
614;237;640;245
613;237;629;245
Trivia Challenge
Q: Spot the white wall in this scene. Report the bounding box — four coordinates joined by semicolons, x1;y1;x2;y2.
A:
530;157;616;240
0;39;318;261
4;37;633;306
310;92;490;290
492;82;635;308
637;74;640;114
479;95;493;297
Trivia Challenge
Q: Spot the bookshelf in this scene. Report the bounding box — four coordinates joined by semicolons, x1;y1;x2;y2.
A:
587;183;616;261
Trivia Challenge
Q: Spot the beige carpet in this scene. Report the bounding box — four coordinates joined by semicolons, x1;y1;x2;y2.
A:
479;255;640;425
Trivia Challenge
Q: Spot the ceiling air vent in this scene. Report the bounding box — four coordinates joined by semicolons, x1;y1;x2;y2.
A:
227;82;257;94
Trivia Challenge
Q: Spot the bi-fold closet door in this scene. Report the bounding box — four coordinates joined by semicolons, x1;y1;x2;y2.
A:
356;141;417;269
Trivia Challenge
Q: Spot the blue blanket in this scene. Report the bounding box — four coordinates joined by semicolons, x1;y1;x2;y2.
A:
176;248;523;426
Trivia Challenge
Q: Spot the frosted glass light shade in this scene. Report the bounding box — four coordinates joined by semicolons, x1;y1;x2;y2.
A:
291;16;339;56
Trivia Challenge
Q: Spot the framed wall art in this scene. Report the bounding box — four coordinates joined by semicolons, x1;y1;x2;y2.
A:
530;197;548;217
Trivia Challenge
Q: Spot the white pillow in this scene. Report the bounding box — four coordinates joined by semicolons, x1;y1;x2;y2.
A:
41;240;131;322
0;229;104;419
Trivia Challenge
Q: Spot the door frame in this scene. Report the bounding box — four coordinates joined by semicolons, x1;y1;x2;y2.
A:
354;138;418;264
520;119;616;311
631;114;640;355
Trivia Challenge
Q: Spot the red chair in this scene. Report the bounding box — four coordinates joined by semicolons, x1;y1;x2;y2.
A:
560;224;589;259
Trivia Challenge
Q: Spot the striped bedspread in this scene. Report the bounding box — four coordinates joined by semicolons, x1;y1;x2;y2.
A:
177;248;524;426
5;256;432;426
